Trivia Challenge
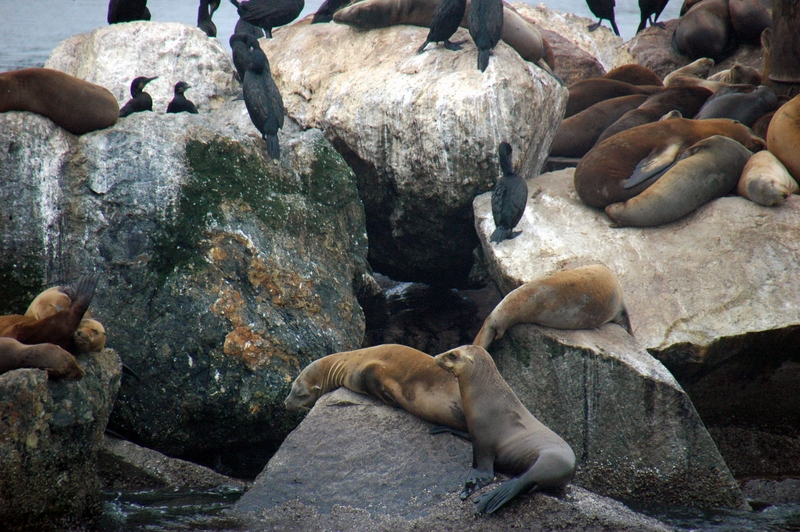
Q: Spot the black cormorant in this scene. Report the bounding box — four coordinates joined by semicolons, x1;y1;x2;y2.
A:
119;76;158;118
230;33;254;83
586;0;620;36
490;142;528;243
108;0;150;24
468;0;503;72
229;0;304;38
198;0;217;37
637;0;670;33
167;81;199;114
417;0;467;54
234;17;265;39
242;35;285;159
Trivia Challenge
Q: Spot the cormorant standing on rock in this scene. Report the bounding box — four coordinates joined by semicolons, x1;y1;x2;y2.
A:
637;0;670;33
229;0;304;38
230;33;253;83
108;0;150;24
167;82;199;114
417;0;467;53
490;142;528;243
468;0;503;72
242;35;284;159
586;0;620;36
198;0;218;37
119;76;158;118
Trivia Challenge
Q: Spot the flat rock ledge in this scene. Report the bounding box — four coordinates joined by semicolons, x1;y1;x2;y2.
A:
0;349;121;531
233;388;671;531
263;18;566;286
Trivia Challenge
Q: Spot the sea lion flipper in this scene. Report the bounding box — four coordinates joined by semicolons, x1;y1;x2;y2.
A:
460;464;495;500
474;476;529;514
624;141;682;189
429;425;471;440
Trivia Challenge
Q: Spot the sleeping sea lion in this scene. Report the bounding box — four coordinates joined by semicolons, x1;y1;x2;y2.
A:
574;117;765;208
693;84;777;127
0;68;118;135
284;343;466;431
673;0;735;62
25;286;75;320
728;0;771;43
565;79;661;118
737;150;799;207
602;64;663;87
707;63;762;85
73;319;107;353
766;93;800;181
473;264;632;350
605;135;752;227
434;345;575;514
0;337;85;380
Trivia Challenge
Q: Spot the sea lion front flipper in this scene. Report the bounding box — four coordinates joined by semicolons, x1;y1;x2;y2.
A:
460;462;495;500
624;141;682;189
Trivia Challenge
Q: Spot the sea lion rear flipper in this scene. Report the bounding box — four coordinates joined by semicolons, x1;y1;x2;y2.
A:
624;141;682;189
475;475;532;514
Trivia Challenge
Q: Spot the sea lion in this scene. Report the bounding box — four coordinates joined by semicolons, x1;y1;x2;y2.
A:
660;110;683;120
473;264;632;350
565;79;661;118
0;337;85;380
550;94;650;158
707;63;762;85
333;0;546;68
434;345;575;514
737;150;799;206
602;64;663;87
594;86;712;145
693;84;777;127
284;343;467;432
73;319;107;353
605;135;752;227
767;93;800;181
490;141;528;243
25;286;75;320
0;68;118;135
0;273;99;355
673;0;735;62
574;117;765;208
728;0;771;43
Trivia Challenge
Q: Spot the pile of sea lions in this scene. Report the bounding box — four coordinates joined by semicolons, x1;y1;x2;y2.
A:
0;273;105;381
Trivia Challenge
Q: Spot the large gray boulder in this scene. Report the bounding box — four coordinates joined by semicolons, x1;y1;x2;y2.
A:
262;18;567;287
233;388;672;531
0;349;121;530
473;168;800;481
0;98;369;477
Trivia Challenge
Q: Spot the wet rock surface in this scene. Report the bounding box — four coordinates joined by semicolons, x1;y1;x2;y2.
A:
0;349;121;531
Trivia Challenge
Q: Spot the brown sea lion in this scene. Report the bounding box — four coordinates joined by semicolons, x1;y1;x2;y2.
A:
595;85;712;145
605;135;752;227
737;150;799;206
728;0;771;43
25;286;75;320
434;345;575;514
565;79;661;118
473;265;632;350
574;117;765;208
0;68;118;135
707;63;762;84
767;93;800;181
680;0;705;16
0;337;85;380
694;84;777;127
602;64;663;87
284;343;466;431
0;273;99;355
73;319;107;353
673;0;735;62
550;94;650;158
333;0;546;67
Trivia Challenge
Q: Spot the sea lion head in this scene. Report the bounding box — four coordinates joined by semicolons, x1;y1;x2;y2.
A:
284;361;324;411
434;346;479;377
73;318;106;353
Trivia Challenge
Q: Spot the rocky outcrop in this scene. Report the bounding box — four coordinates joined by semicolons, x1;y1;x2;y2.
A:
46;22;239;113
0;94;369;476
262;18;566;287
473;168;800;479
234;388;672;531
0;349;121;530
538;28;607;85
490;324;746;509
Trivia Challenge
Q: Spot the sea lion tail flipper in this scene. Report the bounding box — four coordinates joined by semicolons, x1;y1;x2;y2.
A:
475;476;532;514
624;141;683;189
477;50;490;73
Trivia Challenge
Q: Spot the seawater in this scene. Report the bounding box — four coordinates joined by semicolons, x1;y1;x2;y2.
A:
0;0;683;72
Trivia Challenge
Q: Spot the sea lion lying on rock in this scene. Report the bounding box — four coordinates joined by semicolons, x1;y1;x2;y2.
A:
24;283;106;353
737;150;799;206
0;337;85;380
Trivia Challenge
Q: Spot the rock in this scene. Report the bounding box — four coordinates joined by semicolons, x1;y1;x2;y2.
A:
46;21;239;113
262;18;566;287
473;168;800;481
511;3;635;73
0;99;369;478
742;478;800;505
625;19;764;80
0;349;121;530
99;436;249;491
709;426;800;480
233;388;672;531
489;323;746;509
538;28;607;85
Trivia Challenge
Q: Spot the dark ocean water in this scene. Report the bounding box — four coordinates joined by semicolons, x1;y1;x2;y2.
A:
0;0;683;72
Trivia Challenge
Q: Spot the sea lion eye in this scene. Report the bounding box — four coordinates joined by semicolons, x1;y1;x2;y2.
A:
448;353;456;359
